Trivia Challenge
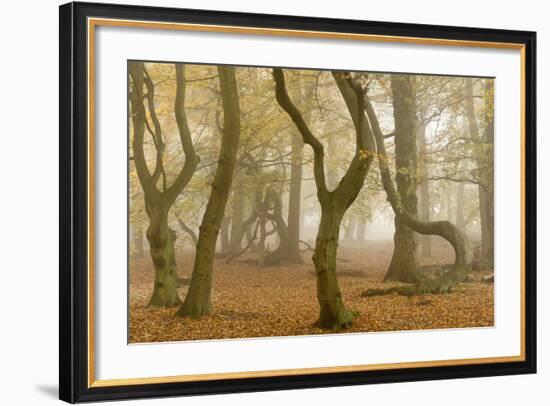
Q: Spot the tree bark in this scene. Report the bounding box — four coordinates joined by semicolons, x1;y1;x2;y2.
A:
228;172;245;255
326;132;340;191
129;62;199;307
177;66;241;318
146;205;180;306
364;95;472;296
273;69;374;329
384;75;419;283
417;123;432;258
219;217;230;254
287;131;304;263
464;77;493;267
264;188;303;265
313;204;355;328
483;80;495;267
455;181;466;232
176;216;198;247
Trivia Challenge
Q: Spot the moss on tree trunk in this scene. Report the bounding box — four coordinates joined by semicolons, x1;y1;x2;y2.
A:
313;207;354;329
147;208;180;307
385;220;419;283
129;62;199;308
273;69;374;329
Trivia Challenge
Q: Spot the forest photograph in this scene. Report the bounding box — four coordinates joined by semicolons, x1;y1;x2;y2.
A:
128;60;494;344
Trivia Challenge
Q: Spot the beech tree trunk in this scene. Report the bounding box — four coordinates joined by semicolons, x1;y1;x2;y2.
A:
384;75;419;283
364;95;472;296
176;216;198;247
228;173;245;255
177;66;241;318
417;123;432;258
446;186;454;220
464;78;494;267
326;132;340;191
274;69;374;329
484;81;495;267
219;217;230;253
313;205;354;328
129;62;199;307
287;131;304;263
456;181;466;232
146;205;180;306
265;188;303;265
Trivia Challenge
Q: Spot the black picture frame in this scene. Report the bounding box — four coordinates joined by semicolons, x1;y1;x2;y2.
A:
59;1;537;403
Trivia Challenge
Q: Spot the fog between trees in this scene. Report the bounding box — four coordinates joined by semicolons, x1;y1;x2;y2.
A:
129;61;494;335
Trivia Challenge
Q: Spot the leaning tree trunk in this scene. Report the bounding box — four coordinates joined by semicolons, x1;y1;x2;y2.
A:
176;215;198;247
273;69;374;329
219;217;230;254
177;66;241;318
384;75;419;283
363;96;472;297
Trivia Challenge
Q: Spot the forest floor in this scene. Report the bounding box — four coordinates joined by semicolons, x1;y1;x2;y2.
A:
129;240;494;343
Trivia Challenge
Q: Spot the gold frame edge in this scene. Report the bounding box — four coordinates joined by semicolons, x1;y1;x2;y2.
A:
86;17;527;388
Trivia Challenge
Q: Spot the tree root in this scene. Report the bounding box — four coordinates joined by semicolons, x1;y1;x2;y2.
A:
361;265;469;297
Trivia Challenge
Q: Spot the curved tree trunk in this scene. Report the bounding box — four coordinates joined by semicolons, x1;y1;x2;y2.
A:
384;75;419;283
264;188;303;265
176;215;198;247
273;69;374;329
177;66;241;318
225;208;261;263
364;96;472;296
129;62;199;307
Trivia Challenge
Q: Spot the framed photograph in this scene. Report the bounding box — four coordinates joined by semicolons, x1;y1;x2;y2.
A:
59;1;536;403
